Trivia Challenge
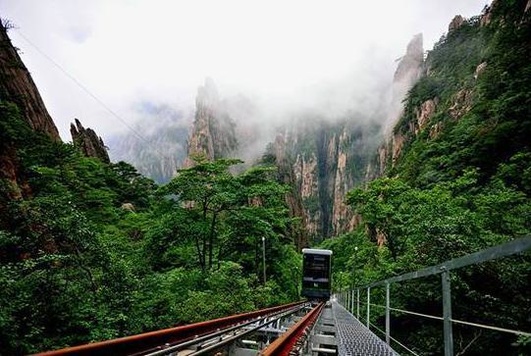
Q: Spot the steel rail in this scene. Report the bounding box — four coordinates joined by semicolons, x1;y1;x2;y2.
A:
144;303;308;356
261;302;325;356
34;301;306;356
185;303;309;356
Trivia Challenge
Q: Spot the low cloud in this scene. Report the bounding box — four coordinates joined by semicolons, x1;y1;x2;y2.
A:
0;0;489;143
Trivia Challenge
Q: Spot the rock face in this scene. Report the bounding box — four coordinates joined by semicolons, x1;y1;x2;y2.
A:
372;34;425;175
180;37;427;244
70;119;110;163
0;21;60;141
273;118;381;242
184;78;238;166
384;34;424;135
184;84;382;244
274;130;309;249
448;15;465;32
0;21;60;231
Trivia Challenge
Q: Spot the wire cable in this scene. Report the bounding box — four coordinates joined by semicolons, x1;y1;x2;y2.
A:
451;318;531;337
14;29;174;162
368;321;421;356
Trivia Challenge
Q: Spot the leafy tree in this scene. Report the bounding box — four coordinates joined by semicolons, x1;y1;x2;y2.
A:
159;156;243;270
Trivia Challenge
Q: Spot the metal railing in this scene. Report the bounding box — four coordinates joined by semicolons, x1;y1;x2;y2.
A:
337;236;531;356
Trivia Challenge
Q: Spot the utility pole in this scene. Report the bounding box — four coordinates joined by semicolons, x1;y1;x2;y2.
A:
262;236;266;284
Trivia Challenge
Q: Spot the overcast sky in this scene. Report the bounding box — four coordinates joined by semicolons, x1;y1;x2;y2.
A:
1;0;489;140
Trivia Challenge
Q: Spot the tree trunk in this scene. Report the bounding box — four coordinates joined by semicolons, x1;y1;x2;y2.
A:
208;213;217;269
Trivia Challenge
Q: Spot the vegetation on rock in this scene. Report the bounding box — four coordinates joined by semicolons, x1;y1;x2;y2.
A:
324;1;531;354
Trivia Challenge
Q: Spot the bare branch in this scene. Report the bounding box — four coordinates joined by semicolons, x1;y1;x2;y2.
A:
456;330;482;356
1;18;18;31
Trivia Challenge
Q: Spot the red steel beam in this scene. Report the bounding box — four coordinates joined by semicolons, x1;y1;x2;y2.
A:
34;301;305;356
261;302;324;356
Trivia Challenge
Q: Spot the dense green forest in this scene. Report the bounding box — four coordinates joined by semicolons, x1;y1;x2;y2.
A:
1;1;530;355
0;100;301;353
322;1;530;354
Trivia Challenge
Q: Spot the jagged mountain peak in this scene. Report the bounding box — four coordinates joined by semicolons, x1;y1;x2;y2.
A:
70;118;110;163
197;77;220;106
394;33;424;84
184;78;238;167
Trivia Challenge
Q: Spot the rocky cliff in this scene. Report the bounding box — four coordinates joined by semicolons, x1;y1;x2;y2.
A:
273;117;381;242
384;33;424;136
70;118;110;163
269;34;425;242
0;20;62;231
374;34;425;175
0;20;59;141
182;35;421;243
0;20;61;217
184;78;238;167
377;0;530;186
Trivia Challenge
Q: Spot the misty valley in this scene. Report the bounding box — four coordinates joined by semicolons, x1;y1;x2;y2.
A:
0;0;530;354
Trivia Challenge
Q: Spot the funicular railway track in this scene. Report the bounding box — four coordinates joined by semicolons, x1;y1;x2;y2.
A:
36;301;326;356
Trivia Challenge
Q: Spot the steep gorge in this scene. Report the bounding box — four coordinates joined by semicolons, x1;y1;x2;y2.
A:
183;35;424;244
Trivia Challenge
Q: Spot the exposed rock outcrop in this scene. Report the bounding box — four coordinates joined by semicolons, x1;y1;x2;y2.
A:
273;117;380;241
184;78;237;166
448;15;465;32
415;99;437;134
331;129;357;234
474;62;488;79
70;119;110;163
385;34;424;135
448;89;473;120
0;21;60;141
294;153;320;237
481;4;494;26
0;21;60;231
274;130;309;249
391;133;406;166
373;34;425;175
429;121;444;139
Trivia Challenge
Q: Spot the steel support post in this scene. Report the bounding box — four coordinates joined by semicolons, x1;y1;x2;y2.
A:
385;282;390;345
346;290;349;310
351;289;354;313
442;269;454;356
357;289;360;319
262;237;266;284
366;287;371;328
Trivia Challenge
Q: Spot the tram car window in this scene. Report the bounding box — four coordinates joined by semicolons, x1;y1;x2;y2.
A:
301;248;332;300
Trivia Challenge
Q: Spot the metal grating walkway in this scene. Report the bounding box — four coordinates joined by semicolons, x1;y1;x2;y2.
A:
332;301;397;356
